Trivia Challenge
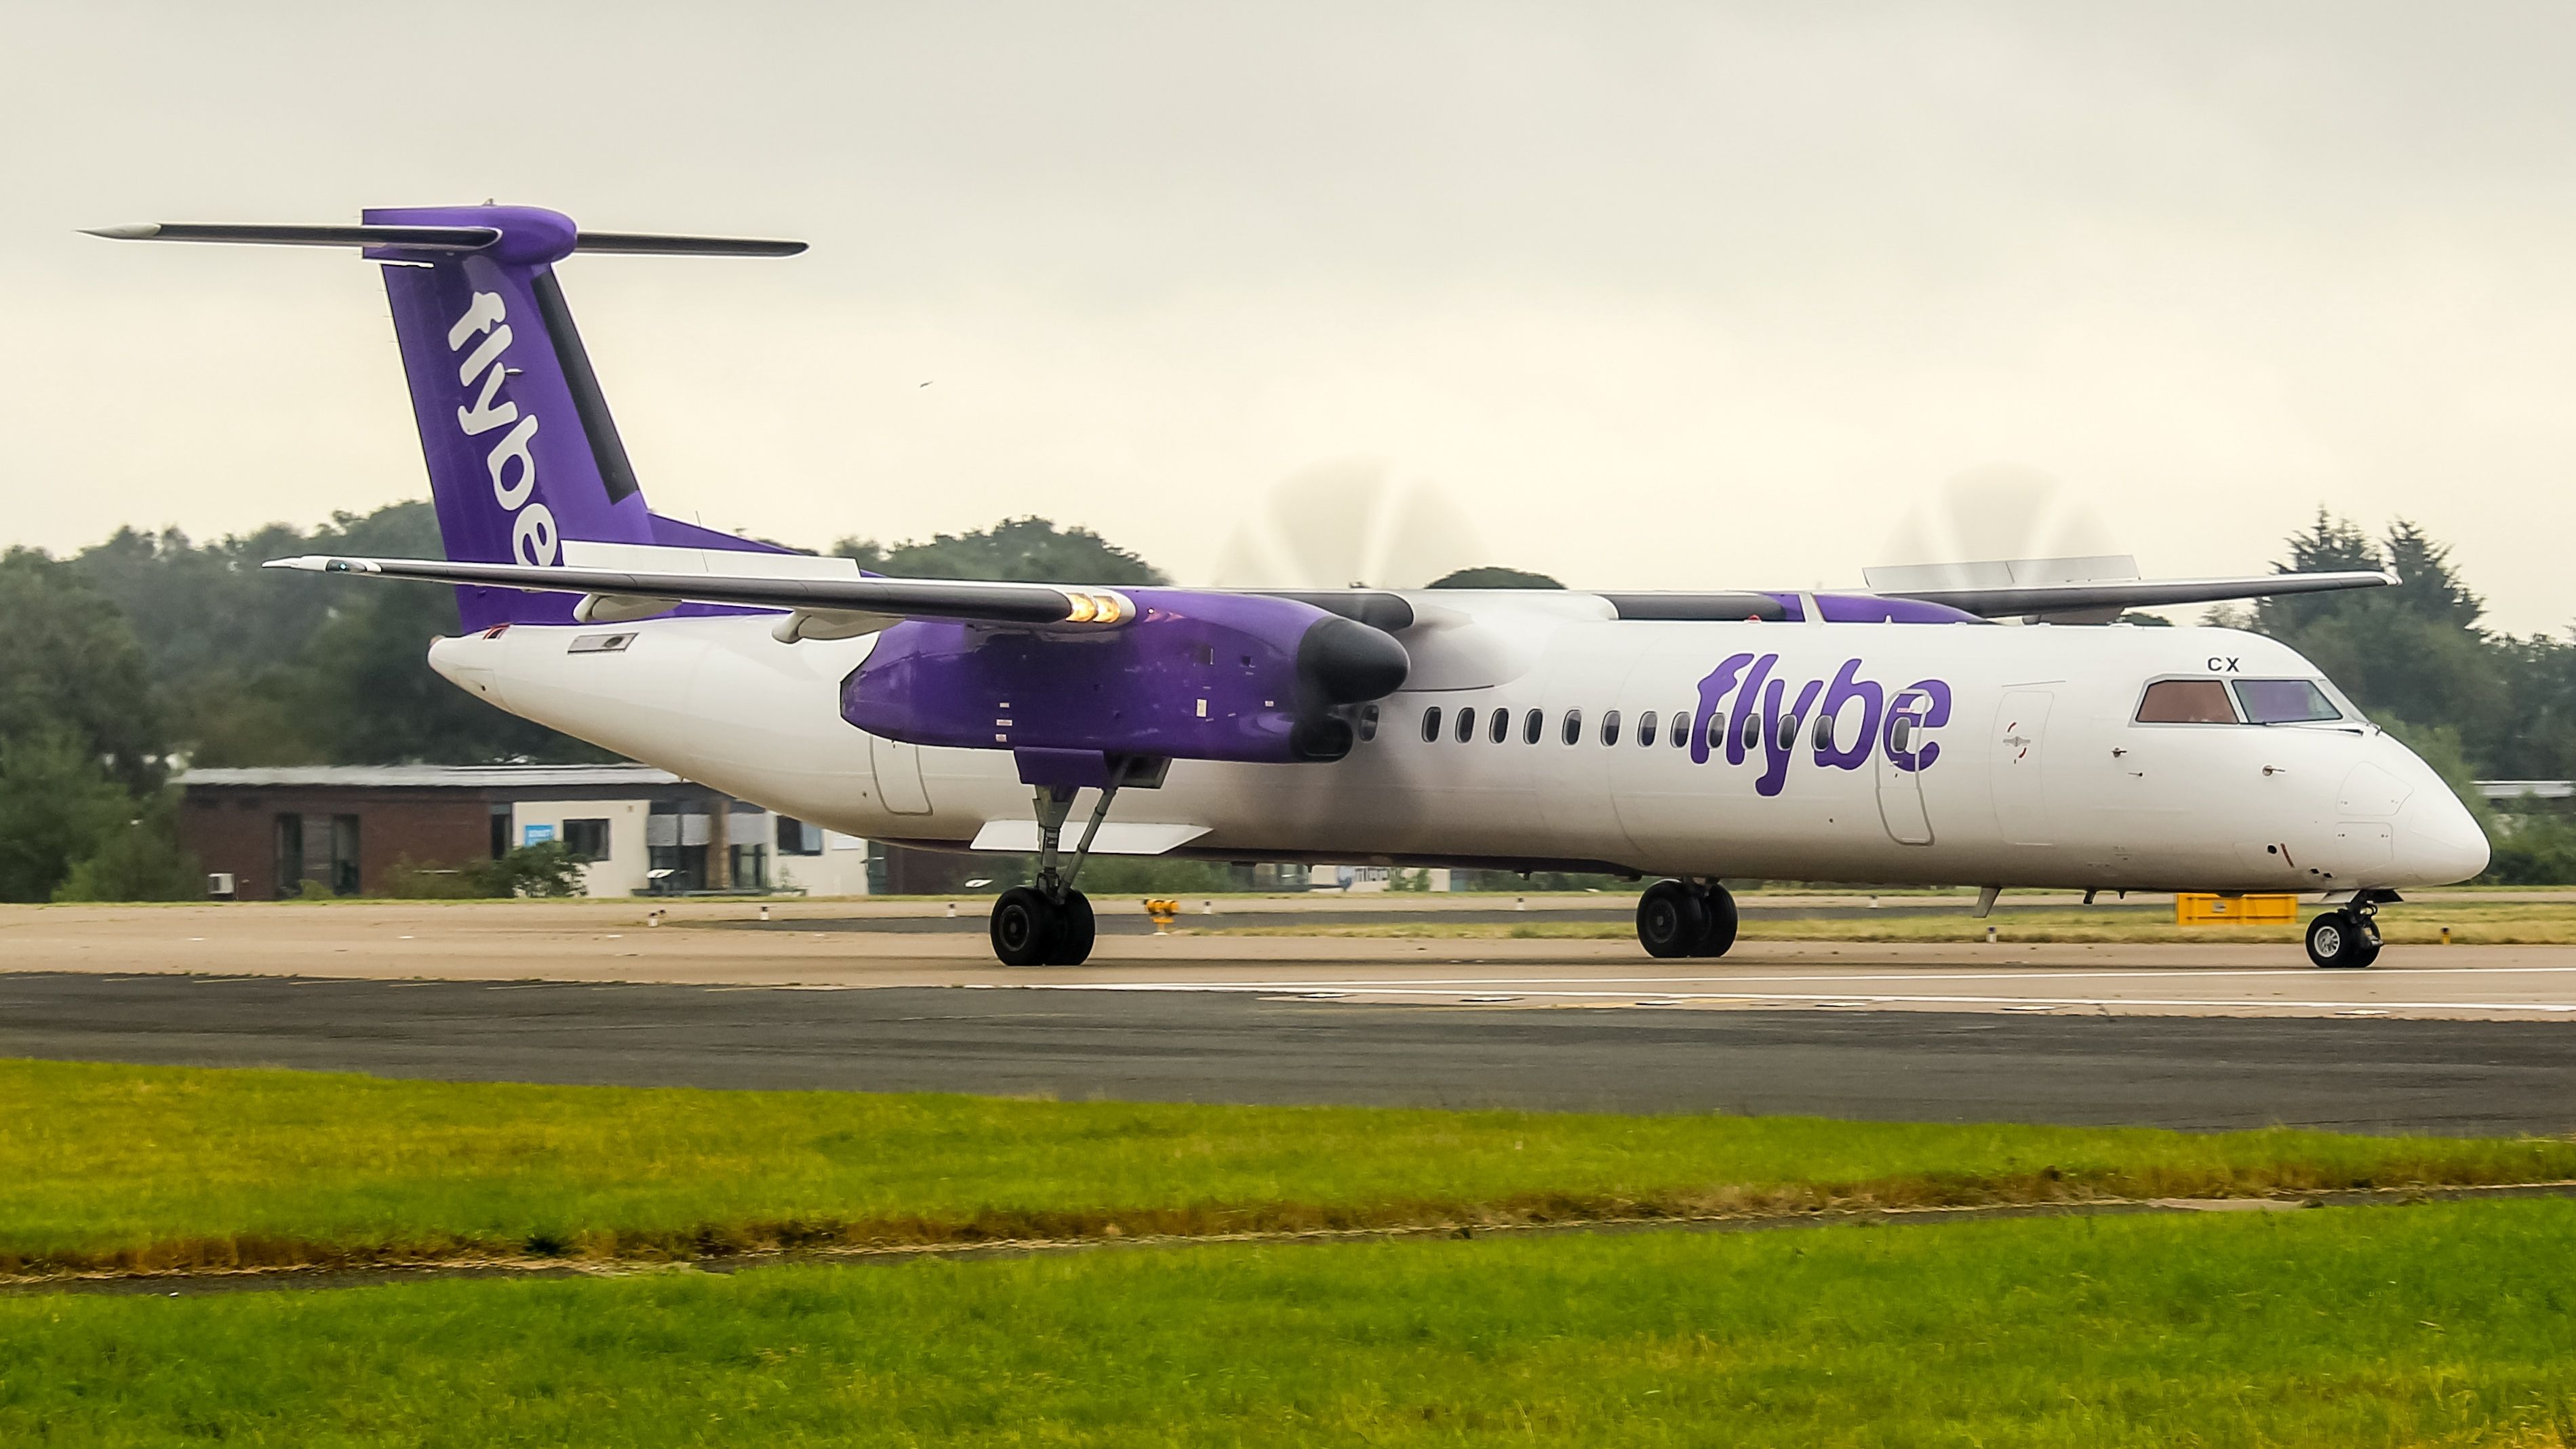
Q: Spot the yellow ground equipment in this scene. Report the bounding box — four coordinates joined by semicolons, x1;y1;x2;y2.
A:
2174;893;2301;926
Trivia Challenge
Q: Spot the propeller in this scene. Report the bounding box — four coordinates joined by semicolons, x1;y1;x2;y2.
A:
1208;460;1492;590
1874;464;2124;586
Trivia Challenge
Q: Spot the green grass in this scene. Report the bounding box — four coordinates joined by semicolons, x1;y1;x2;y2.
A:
5;1059;2575;1277
1218;900;2576;944
5;1199;2575;1445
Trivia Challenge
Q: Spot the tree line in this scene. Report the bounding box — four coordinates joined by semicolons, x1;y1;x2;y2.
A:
0;501;2567;899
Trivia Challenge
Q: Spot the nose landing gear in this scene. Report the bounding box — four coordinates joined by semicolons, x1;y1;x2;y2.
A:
1636;879;1739;958
2304;899;2385;970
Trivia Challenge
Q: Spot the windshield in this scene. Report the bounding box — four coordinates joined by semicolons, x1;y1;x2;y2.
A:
2233;678;2342;725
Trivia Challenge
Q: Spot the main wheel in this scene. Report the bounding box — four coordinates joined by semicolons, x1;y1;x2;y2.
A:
1636;880;1709;959
2305;911;2375;969
1045;891;1096;966
1694;884;1739;958
990;886;1061;967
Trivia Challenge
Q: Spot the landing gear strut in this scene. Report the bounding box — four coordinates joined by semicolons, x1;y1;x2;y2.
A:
2305;893;2390;970
989;762;1128;967
1636;879;1739;959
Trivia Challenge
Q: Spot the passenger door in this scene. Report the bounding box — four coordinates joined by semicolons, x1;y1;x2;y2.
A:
1875;693;1935;846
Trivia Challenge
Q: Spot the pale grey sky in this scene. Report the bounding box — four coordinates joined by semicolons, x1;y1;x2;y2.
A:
6;3;2574;626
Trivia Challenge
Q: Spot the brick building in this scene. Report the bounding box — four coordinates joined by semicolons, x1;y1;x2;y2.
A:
177;765;879;899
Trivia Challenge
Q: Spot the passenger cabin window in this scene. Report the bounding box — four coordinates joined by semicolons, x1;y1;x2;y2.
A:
1600;710;1623;747
1488;708;1510;744
1706;713;1726;752
2136;679;2238;724
1421;705;1444;742
2234;679;2342;725
1455;707;1478;743
1637;711;1659;748
1673;710;1691;748
1562;709;1583;745
1813;713;1834;751
1358;704;1379;742
1524;708;1543;745
1772;713;1800;751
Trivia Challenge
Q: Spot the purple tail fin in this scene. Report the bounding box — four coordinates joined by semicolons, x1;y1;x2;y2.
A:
92;204;806;626
369;205;667;628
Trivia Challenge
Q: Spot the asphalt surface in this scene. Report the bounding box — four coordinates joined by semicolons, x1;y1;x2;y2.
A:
7;971;2573;1136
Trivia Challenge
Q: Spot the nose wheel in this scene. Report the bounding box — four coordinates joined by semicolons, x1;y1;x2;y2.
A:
2305;908;2381;969
1636;879;1739;958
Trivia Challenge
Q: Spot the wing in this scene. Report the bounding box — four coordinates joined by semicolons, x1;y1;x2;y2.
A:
1876;570;2398;621
263;554;1135;635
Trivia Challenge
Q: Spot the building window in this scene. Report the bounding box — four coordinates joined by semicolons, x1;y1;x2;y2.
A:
730;843;770;891
330;815;361;896
1421;706;1444;742
1600;710;1622;747
1638;711;1659;748
564;818;613;862
775;816;823;856
1561;709;1583;745
272;814;303;899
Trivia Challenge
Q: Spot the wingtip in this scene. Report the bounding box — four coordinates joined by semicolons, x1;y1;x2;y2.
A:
81;224;161;241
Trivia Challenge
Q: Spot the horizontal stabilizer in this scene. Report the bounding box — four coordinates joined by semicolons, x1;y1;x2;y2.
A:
83;222;500;251
85;222;806;257
1880;569;2398;620
263;554;1133;633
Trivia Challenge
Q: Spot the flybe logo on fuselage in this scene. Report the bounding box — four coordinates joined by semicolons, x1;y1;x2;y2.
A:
447;292;559;568
1689;652;1952;797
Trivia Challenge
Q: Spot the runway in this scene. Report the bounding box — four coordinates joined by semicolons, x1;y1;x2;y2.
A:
7;900;2575;1135
4;970;2574;1136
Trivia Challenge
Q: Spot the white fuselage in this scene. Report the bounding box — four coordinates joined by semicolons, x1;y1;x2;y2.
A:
430;591;2490;893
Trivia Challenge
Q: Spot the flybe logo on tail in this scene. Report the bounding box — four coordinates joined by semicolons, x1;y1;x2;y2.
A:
447;292;559;567
1690;652;1953;797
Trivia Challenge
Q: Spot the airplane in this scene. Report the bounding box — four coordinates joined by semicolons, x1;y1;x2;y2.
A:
90;204;2489;971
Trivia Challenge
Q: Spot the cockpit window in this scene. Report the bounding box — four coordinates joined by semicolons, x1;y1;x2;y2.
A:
2135;679;2238;724
2233;678;2342;725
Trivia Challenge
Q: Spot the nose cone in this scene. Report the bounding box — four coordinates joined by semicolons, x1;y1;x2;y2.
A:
2393;779;2491;886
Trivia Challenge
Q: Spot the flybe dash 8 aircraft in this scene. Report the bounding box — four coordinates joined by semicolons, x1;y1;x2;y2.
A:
92;205;2489;970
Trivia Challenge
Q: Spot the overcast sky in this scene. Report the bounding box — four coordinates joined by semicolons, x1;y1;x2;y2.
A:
7;3;2574;627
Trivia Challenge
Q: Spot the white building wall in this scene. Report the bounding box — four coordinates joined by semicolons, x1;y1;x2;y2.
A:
508;799;653;896
507;799;874;897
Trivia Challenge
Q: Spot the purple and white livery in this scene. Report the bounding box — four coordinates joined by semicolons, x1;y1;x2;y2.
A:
94;205;2487;968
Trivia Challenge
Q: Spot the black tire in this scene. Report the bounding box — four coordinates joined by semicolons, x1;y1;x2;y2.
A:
1045;892;1096;966
1695;884;1739;958
1636;880;1709;959
990;886;1060;967
2305;911;2373;969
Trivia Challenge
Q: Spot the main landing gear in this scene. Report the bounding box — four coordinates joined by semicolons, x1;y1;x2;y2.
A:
2305;893;2392;970
1636;879;1739;959
989;766;1130;968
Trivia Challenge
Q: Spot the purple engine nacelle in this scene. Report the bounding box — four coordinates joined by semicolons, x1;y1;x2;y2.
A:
841;589;1410;765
